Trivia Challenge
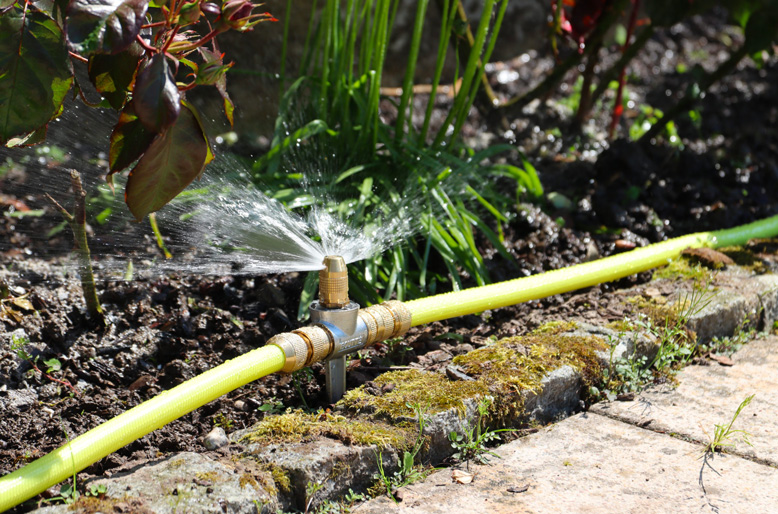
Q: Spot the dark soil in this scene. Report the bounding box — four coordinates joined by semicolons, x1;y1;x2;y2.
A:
1;11;777;511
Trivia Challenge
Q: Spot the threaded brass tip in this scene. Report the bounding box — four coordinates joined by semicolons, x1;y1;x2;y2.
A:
319;255;349;308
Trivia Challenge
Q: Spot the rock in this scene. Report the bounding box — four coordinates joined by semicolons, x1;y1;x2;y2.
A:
35;453;276;514
204;427;229;450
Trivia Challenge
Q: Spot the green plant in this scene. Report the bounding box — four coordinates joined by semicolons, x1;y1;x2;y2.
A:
85;483;107;498
702;394;755;455
257;397;285;416
304;480;324;514
374;403;431;502
448;398;512;470
254;0;530;314
212;412;234;430
11;333;77;395
1;0;274;220
46;170;105;325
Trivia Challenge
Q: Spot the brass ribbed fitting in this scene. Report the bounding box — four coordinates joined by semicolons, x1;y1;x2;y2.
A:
293;325;333;366
359;300;412;345
268;332;310;373
318;255;349;308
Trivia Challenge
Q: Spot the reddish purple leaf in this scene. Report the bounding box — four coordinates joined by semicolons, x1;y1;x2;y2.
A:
125;102;211;221
66;0;148;55
109;101;156;173
133;54;181;133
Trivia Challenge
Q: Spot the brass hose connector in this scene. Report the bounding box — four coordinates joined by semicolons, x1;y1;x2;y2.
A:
319;255;349;308
359;300;412;345
267;300;412;373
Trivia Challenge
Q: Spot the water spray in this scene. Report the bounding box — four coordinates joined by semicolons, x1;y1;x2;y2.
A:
3;214;778;511
270;255;411;403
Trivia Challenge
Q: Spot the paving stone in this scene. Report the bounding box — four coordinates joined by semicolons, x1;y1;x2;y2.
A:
355;413;778;514
592;335;778;466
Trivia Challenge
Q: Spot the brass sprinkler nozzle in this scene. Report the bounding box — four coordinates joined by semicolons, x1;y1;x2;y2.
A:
319;255;349;308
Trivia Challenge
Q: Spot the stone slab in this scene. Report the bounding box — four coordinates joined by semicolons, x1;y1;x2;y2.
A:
592;335;778;465
355;413;778;514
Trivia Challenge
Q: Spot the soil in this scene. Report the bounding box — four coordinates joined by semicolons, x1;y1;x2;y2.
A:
1;10;777;511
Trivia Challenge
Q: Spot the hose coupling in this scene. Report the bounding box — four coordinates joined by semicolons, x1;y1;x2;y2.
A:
267;300;412;373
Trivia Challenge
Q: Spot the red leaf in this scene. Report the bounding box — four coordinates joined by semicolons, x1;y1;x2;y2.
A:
125;102;211;220
133;54;181;133
109;101;156;173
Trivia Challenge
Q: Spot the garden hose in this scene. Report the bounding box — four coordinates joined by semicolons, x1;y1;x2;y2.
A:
0;346;286;512
2;213;778;511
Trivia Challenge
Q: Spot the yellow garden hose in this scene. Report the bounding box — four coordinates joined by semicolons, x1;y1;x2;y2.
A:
2;213;778;511
0;346;285;512
406;215;778;325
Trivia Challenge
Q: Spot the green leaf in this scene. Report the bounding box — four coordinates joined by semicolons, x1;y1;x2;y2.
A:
125;102;211;220
66;0;148;55
744;4;778;54
88;43;142;109
133;54;181;132
109;101;156;173
0;5;72;145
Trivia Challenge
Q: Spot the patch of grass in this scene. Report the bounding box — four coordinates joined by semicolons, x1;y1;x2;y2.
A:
702;394;755;455
449;398;513;470
374;403;432;502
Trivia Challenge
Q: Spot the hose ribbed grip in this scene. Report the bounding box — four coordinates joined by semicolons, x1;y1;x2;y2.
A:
360;300;412;345
269;332;310;373
294;326;333;366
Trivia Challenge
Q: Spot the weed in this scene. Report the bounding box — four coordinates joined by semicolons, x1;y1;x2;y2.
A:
85;483;107;498
374;403;432;502
702;394;755;455
212;413;234;430
701;315;756;357
449;398;513;470
11;334;77;395
257;398;286;416
304;480;324;514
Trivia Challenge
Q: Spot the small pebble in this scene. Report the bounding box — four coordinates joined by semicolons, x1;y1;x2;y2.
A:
203;427;229;450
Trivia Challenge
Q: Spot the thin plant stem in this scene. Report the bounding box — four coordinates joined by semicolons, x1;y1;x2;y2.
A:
608;0;641;138
589;24;654;107
639;43;749;143
46;170;105;325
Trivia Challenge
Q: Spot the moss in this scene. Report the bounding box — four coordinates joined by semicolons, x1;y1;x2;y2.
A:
68;496;122;513
239;410;414;450
532;320;579;335
653;257;712;282
453;333;607;420
606;319;634;333
718;246;766;273
265;463;291;494
329;460;352;481
339;369;489;419
239;472;259;490
195;471;218;482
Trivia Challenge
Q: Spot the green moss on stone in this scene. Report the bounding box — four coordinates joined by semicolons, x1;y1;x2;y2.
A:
532;320;579;335
653;258;712;282
339;369;489;419
239;410;414;450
